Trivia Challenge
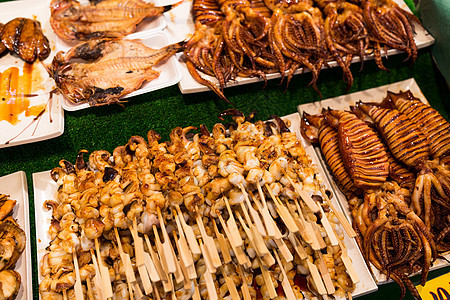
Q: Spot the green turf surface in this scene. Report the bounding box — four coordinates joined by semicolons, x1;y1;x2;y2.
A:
0;0;449;298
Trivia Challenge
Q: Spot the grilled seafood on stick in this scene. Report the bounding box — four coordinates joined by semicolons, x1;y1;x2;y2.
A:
0;195;26;300
50;0;175;41
39;111;360;299
47;38;184;106
0;18;50;63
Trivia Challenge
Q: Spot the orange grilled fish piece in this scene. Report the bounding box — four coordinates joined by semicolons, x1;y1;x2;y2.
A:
47;39;184;106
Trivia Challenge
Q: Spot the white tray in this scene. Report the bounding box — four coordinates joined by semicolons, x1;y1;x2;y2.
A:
59;32;183;111
165;0;435;95
0;171;33;300
296;78;450;284
0;1;64;148
33;113;378;299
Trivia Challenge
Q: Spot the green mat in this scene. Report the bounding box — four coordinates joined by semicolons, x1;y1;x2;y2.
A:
0;0;449;298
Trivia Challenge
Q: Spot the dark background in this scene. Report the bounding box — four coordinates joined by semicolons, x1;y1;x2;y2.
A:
0;0;448;299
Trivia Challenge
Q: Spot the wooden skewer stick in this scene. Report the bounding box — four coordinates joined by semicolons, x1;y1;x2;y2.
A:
89;249;105;300
281;168;319;213
239;183;267;237
144;234;169;284
196;211;222;268
273;251;296;300
318;204;339;246
86;277;95;300
199;239;216;274
293;198;320;250
94;238;113;299
337;235;359;284
317;185;356;238
172;231;196;288
157;207;177;273
113;228;141;299
254;182;279;238
316;250;335;294
306;259;327;295
142;235;162;282
287;232;307;260
72;249;84;300
192;279;201;300
166;231;186;285
212;217;232;264
130;219;153;295
221;267;241;300
173;209;195;268
237;264;252;300
152;282;161;300
175;205;201;255
63;289;68;300
258;258;277;299
235;211;275;267
223;196;244;248
264;184;299;234
203;265;218;300
216;213;251;268
152;225;176;293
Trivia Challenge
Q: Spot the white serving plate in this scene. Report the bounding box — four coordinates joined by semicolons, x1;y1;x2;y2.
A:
0;171;33;300
33;113;378;298
166;0;435;95
296;78;450;284
59;32;183;111
0;0;64;148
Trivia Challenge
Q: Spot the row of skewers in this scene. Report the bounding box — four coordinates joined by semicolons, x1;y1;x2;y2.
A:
39;111;360;299
301;90;450;298
0;194;26;300
184;0;420;101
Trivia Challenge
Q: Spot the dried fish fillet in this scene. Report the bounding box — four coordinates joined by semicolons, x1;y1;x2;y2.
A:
50;0;173;40
47;38;184;106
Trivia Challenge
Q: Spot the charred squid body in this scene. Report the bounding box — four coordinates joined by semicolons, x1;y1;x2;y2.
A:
386;90;450;160
47;39;184;106
324;109;389;190
362;0;418;62
301;112;360;198
50;0;173;41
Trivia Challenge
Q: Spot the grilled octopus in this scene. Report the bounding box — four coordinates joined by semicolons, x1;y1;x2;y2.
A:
0;18;50;63
50;0;173;41
47;38;184;106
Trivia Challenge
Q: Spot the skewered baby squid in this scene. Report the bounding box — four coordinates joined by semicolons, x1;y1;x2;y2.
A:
47;38;184;106
40;110;360;299
50;0;174;41
0;195;25;300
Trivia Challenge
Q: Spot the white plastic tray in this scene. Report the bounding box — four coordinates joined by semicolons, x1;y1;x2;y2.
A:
59;32;183;111
33;113;378;299
165;0;435;95
297;78;450;284
0;171;33;300
0;0;64;148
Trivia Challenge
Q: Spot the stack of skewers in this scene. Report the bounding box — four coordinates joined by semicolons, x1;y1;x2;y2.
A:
39;110;360;300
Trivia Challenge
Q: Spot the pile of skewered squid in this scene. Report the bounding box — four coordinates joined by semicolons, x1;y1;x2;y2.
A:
185;0;420;101
0;194;26;300
301;90;450;299
39;110;360;300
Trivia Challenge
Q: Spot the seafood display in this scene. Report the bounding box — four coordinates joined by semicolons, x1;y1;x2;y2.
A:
301;89;449;299
47;38;185;106
38;111;363;299
0;194;26;300
183;0;421;101
50;0;173;41
0;17;50;63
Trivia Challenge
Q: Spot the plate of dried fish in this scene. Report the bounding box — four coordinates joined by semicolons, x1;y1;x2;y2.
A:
167;0;435;102
0;2;64;148
33;111;378;299
0;171;32;300
57;32;183;111
297;78;450;298
50;0;169;51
